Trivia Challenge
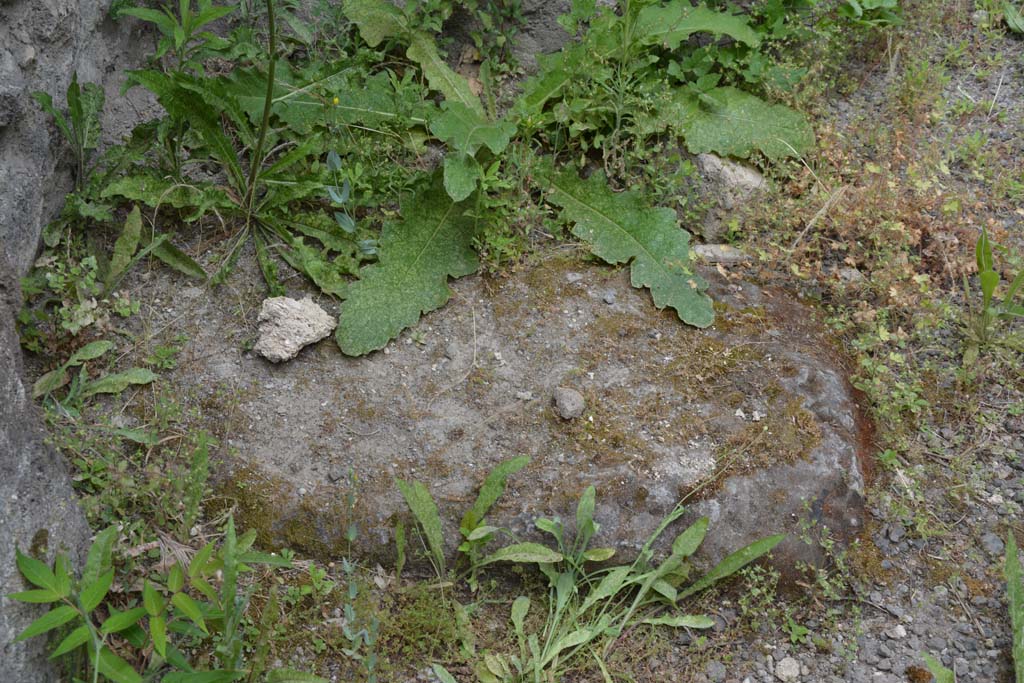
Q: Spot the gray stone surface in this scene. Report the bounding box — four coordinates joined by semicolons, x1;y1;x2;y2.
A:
136;252;868;575
0;0;156;275
0;255;90;683
552;386;586;420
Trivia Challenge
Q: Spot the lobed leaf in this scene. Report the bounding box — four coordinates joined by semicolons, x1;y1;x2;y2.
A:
343;0;407;47
430;102;516;157
80;368;157;399
546;167;713;328
407;33;486;117
675;87;814;161
107;206;142;290
635;4;761;49
336;174;478;355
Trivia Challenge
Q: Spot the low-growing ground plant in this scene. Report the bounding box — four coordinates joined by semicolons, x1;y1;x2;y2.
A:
962;227;1024;363
396;458;783;681
6;518;325;682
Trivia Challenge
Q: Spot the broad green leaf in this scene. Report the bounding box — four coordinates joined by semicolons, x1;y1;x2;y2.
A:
53;555;72;598
80;368;157;399
68;340;115;367
430;102;516;157
101;174;235;220
150;615;168;658
266;671;330;683
443;154;480;202
516;66;572;116
95;645;143;683
546;167;713;328
192;4;235;30
163;673;241;683
510;595;530;637
31;91;73;144
70;75;105;153
107;206;142;290
100;607;147;635
576;485;596;540
636;4;761;49
1006;532;1024;682
127;70;245;190
396;479;446;576
343;0;407;46
542;627;599;666
151;239;207;280
678;533;784;600
651;579;677;602
462;455;530;532
81;569;114;612
981;270;1000;309
15;549;57;592
407;32;485;117
676;87;814;161
82;526;118;586
977;228;994;273
168;564;185;592
15;605;79;641
171;592;208;634
479;543;564;566
583;547;616;562
8;589;60;603
641;614;715;628
1007;2;1024;33
50;624;90;658
429;665;458;683
189;542;216;580
143;580;165;616
277;234;353;298
465;525;500;542
671;517;708;559
32;369;70;399
117;7;179;35
336;175;478;355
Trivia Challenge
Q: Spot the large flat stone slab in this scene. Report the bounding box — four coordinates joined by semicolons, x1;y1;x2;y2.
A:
149;253;868;573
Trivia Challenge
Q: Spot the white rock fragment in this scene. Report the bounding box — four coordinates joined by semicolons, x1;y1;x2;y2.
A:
693;244;752;264
697;152;766;242
774;656;800;681
254;297;336;363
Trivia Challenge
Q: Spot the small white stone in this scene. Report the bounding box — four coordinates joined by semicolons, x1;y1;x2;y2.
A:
253;297;336;363
775;656;800;681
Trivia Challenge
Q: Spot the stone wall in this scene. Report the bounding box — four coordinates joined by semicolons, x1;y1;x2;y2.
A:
0;0;156;275
0;253;91;683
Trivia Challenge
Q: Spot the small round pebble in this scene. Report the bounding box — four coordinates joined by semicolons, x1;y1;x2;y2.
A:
553;387;586;419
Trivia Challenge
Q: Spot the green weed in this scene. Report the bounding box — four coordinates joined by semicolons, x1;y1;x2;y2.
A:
962;227;1024;361
6;518;324;682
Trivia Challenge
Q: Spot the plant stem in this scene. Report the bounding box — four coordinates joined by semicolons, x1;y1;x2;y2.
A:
244;0;278;221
